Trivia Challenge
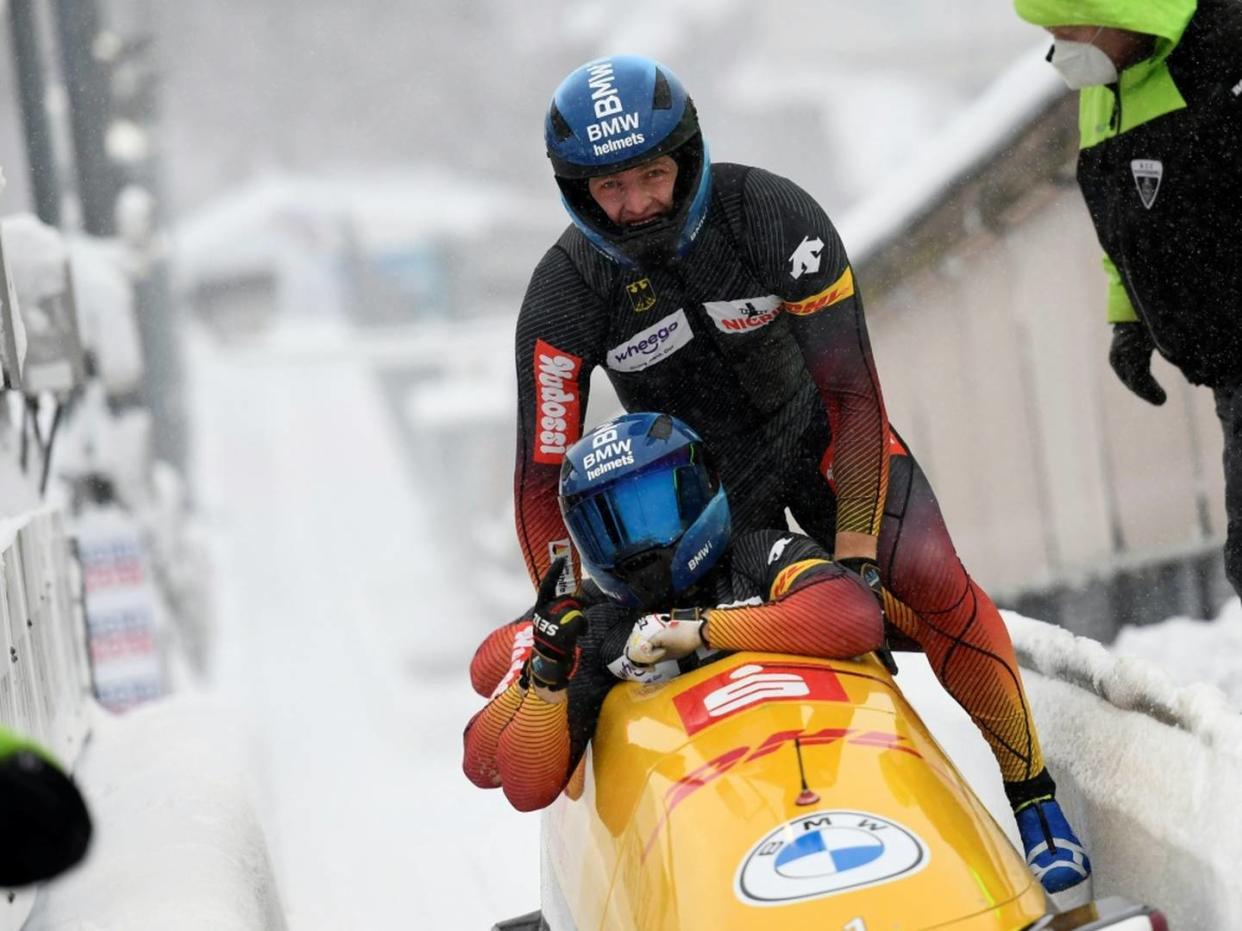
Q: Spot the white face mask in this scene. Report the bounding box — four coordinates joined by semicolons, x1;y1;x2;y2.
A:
1046;37;1119;89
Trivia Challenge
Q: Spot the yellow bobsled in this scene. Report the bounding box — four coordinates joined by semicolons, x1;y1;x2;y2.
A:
510;651;1166;931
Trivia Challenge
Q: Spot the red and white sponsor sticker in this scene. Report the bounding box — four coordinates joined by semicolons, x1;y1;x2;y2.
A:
532;339;583;464
547;538;576;595
703;295;782;333
673;662;847;736
491;622;535;699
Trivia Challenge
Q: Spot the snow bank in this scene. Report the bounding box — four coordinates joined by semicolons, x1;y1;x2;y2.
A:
1110;599;1242;710
1007;611;1242;928
1007;611;1242;750
25;696;285;931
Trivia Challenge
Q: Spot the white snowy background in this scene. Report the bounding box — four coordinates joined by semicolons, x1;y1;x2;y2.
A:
6;2;1241;929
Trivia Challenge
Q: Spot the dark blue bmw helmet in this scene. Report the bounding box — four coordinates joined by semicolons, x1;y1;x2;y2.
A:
559;412;730;608
545;55;712;269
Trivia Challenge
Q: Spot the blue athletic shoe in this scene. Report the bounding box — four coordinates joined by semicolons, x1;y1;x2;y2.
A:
1015;797;1092;908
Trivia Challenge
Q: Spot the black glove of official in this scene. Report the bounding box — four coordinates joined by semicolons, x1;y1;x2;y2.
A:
528;556;587;691
1109;322;1167;406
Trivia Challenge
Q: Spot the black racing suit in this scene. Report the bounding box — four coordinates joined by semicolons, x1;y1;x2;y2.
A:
510;162;1048;793
1075;0;1242;589
515;164;889;589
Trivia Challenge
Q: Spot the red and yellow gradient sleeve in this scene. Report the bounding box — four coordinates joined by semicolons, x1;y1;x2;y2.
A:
784;268;890;538
495;692;572;812
739;167;890;539
703;561;883;659
462;682;572;812
462;683;525;790
513;246;605;591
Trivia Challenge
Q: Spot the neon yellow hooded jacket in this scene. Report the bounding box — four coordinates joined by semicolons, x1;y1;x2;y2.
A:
1014;0;1198;324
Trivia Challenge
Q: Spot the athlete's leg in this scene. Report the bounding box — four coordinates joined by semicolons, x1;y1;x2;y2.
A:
789;426;1088;900
785;418;1046;786
877;445;1045;788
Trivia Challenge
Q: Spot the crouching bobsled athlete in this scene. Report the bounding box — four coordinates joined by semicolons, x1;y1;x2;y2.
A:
462;413;1091;904
464;412;884;805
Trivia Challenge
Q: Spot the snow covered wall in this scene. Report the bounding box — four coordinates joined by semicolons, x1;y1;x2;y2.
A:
1007;612;1242;928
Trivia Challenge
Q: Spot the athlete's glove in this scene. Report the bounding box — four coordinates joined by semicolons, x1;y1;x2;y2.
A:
836;557;883;599
527;556;586;692
625;609;705;665
1109;322;1166;406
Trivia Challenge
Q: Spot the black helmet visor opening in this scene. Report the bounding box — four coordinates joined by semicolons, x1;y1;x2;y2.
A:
556;130;705;265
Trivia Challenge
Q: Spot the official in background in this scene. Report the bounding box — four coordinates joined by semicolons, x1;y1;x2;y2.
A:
1015;0;1242;596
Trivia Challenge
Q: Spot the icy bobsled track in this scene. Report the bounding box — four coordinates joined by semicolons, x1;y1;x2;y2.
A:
188;322;540;930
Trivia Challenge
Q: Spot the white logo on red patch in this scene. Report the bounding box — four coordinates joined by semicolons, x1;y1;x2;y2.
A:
673;662;847;735
533;340;582;463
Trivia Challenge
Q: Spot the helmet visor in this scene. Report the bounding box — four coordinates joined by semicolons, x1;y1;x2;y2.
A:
564;447;713;569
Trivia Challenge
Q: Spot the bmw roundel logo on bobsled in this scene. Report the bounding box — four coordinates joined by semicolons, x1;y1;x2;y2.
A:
735;810;927;905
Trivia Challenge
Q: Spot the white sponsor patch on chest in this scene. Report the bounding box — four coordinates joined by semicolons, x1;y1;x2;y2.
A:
607;308;694;373
702;295;782;333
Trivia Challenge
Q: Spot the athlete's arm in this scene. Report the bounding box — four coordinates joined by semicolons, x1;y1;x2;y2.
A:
468;617;534;699
739;169;890;560
513;244;606;591
703;531;882;658
463;604;621;812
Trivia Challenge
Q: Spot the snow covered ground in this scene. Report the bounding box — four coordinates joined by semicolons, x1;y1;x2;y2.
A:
1111;598;1242;711
182;320;544;929
25;318;1242;928
27;321;540;928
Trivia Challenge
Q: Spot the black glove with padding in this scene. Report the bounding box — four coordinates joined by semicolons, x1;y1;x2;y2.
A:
527;556;587;691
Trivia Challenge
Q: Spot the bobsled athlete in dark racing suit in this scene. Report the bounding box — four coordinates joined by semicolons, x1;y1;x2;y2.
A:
465;412;884;809
502;54;1090;903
